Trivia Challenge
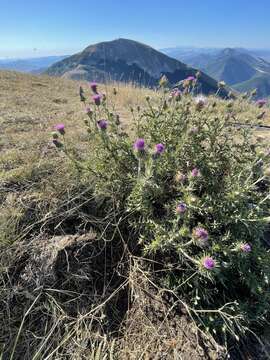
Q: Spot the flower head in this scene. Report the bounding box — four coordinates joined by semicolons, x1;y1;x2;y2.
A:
52;139;63;148
155;143;165;155
193;227;209;241
218;81;226;88
85;107;93;115
191;168;201;177
176;203;187;215
54;123;65;135
240;243;252;253
92;94;102;106
90;82;98;93
188;126;199;135
97;119;108;130
186;76;195;82
256;99;267;108
51;131;59;139
171;89;181;100
195;95;207;110
202;256;215;270
134;138;145;151
175;171;186;183
159;75;169;87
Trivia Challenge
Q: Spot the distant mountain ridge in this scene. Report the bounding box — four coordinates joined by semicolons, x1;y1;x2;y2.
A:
45;39;225;95
0;56;68;73
162;47;270;97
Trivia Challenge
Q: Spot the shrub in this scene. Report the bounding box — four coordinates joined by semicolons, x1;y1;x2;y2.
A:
53;81;270;346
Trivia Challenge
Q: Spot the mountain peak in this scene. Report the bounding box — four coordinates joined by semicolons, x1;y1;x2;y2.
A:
45;38;223;95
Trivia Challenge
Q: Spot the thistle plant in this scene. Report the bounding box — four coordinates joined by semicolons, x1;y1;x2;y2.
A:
51;79;270;347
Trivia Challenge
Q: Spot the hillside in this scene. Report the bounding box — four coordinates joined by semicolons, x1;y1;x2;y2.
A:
45;38;223;94
203;48;270;85
233;73;270;97
1;70;270;359
162;47;270;96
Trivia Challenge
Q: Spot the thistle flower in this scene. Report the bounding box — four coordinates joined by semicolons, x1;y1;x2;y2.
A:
188;126;199;135
97;119;108;130
176;203;187;215
155;143;165;155
175;171;186;183
191;168;201;177
51;131;59;139
264;167;270;177
134;138;145;151
79;86;86;102
171;89;181;100
202;256;215;270
186;76;195;82
218;81;226;88
251;89;257;96
85;107;93;115
256;99;267;108
193;227;209;242
195;95;207;110
240;243;252;253
265;148;270;157
52;139;63;148
90;82;98;93
55;123;65;135
92;94;102;106
159;75;169;87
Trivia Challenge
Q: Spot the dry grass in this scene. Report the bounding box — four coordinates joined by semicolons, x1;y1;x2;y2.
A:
1;70;270;359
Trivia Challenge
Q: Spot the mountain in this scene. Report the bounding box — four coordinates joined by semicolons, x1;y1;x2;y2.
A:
162;47;270;97
45;39;224;95
233;74;270;98
202;48;270;86
160;47;221;68
0;56;68;73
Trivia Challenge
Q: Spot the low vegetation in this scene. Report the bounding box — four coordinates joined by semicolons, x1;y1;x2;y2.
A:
1;71;270;359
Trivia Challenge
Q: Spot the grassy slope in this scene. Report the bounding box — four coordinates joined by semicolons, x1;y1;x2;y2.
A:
1;71;270;358
1;70;269;241
0;70;153;244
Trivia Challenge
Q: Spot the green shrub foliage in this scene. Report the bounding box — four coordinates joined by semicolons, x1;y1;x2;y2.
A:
54;80;270;343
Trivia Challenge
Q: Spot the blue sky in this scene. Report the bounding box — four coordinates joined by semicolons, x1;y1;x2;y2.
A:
0;0;270;58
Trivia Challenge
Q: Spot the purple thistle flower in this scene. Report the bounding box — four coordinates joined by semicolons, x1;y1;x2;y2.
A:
202;257;215;270
134;138;145;151
186;76;196;82
193;227;209;241
240;243;252;253
97;119;108;130
85;107;93;115
191;168;201;177
54;123;65;135
195;95;207;110
92;94;102;106
155;143;165;154
52;139;63;148
90;82;98;93
171;89;181;100
176;203;187;214
256;99;267;108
